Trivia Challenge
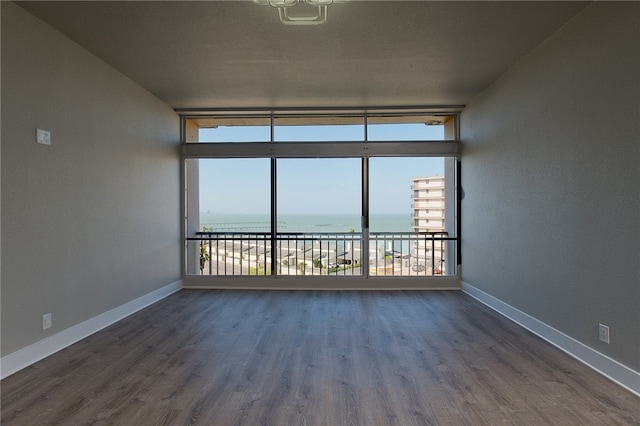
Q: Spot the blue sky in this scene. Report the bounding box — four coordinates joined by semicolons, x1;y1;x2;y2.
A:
198;124;444;215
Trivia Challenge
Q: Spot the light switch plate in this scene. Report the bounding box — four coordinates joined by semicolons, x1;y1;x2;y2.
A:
599;323;610;344
43;313;52;330
36;128;51;145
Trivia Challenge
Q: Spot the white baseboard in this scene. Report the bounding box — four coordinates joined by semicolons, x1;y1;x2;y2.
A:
461;281;640;397
1;280;181;380
182;275;461;291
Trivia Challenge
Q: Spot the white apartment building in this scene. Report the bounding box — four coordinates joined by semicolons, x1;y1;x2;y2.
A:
411;175;445;233
411;175;446;273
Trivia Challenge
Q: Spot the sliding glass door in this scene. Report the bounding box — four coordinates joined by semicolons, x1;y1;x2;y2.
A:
369;157;450;276
187;158;271;276
277;158;362;276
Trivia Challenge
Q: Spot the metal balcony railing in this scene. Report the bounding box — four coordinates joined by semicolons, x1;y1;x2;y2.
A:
411;193;445;200
369;232;451;276
187;231;455;277
411;212;446;219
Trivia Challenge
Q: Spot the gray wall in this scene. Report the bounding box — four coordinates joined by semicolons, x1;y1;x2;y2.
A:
1;3;181;356
461;3;639;370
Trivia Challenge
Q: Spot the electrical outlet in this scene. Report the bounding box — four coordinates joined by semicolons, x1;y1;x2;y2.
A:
43;313;52;330
36;128;51;146
598;323;610;344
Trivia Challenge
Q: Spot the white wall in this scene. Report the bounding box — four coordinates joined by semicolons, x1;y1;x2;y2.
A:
1;3;181;357
461;1;639;375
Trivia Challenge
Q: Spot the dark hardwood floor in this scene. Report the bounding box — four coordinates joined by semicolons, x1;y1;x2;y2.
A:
2;290;639;425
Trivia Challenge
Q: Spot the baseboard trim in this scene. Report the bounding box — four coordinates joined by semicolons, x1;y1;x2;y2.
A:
182;275;461;291
1;280;182;380
461;281;640;397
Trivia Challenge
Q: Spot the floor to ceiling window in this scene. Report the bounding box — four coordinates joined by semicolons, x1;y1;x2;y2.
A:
277;158;362;276
369;157;453;276
181;110;460;288
187;158;271;276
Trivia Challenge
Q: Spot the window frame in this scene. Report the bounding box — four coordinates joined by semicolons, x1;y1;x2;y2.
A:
180;109;462;289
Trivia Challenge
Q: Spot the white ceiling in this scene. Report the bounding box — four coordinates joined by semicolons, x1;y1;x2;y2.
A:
16;1;588;111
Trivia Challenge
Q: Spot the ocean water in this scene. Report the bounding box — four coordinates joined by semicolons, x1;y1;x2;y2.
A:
200;213;412;233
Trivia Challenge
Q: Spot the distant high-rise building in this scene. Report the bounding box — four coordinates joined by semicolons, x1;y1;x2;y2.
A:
411;175;445;273
411;175;445;233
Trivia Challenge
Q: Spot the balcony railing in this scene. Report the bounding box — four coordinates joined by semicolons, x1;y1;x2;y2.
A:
410;183;445;190
413;213;445;220
411;193;445;200
187;231;455;277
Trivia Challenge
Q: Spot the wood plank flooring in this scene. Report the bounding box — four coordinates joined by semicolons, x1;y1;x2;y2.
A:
2;290;639;425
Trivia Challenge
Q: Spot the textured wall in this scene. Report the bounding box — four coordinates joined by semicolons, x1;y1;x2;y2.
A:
461;2;639;370
1;3;181;356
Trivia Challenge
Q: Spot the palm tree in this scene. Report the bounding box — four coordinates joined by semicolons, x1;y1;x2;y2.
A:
199;243;210;274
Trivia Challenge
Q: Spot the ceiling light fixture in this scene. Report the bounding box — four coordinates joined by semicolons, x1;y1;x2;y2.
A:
253;0;336;26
